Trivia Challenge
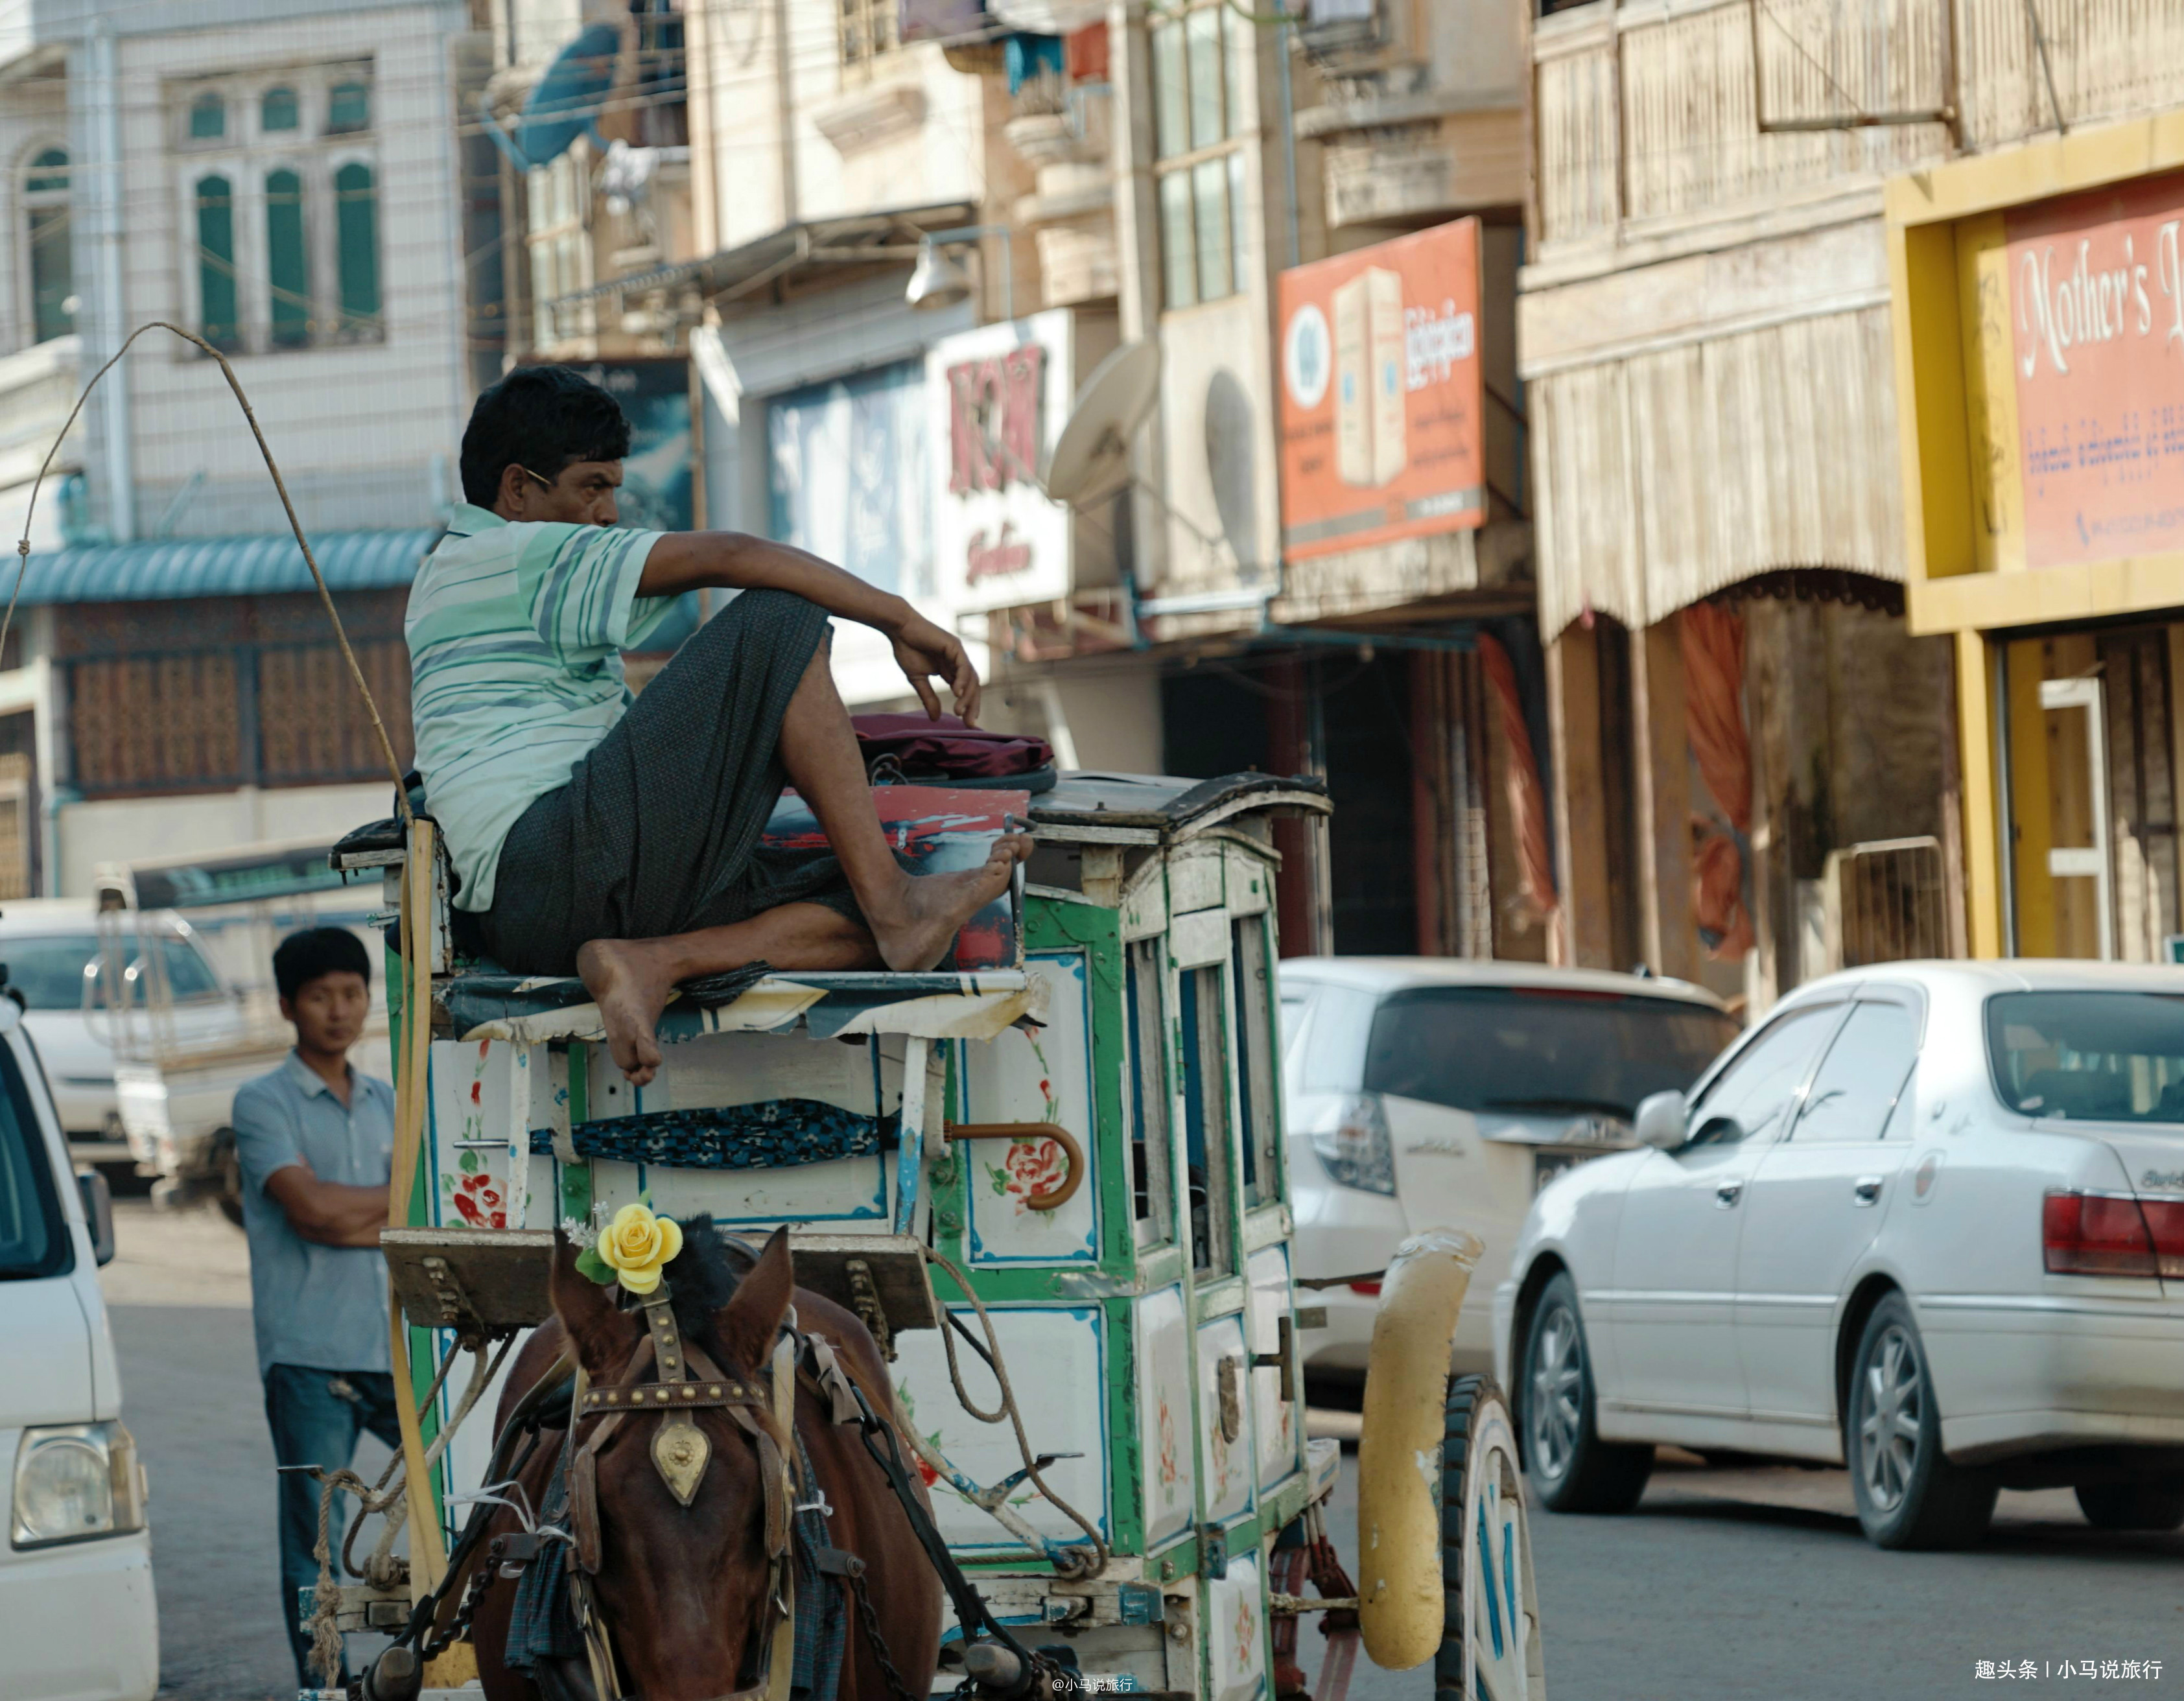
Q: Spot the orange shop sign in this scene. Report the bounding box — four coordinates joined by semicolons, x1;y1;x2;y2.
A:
2007;170;2184;569
1276;218;1483;561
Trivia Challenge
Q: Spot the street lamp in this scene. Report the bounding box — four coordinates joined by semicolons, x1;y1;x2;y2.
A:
906;224;1015;323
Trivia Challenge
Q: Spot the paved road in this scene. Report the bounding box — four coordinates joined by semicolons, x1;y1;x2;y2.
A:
106;1204;2182;1699
1296;1437;2184;1701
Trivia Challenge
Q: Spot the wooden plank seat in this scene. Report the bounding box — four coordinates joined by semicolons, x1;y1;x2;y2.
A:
434;965;1048;1046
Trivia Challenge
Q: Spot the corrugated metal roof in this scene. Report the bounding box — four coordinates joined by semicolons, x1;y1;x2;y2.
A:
9;526;444;605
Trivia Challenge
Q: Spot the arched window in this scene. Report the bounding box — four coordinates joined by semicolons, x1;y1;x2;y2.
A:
194;174;239;349
260;88;299;132
327;82;370;134
23;148;73;344
335;161;380;331
266;168;309;347
189;92;226;140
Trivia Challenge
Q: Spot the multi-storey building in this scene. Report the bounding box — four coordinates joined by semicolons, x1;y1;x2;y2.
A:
1521;0;2184;992
0;0;476;893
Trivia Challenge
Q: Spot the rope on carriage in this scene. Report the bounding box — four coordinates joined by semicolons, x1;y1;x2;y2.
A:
922;1247;1109;1576
296;1333;517;1684
6;321;414;824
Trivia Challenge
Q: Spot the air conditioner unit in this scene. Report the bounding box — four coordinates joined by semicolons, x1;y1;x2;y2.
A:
1819;836;1950;972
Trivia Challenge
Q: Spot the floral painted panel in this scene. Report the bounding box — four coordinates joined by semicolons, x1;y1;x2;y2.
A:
1195;1313;1253;1525
890;1304;1109;1556
1205;1551;1269;1701
1247;1245;1300;1491
961;953;1099;1265
429;1038;521;1230
1134;1285;1193;1549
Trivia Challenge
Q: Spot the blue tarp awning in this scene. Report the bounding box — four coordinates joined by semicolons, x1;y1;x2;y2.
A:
13;526;444;605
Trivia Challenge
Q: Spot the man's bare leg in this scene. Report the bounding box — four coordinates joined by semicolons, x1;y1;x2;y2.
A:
771;646;1031;969
578;902;875;1085
577;647;1030;1081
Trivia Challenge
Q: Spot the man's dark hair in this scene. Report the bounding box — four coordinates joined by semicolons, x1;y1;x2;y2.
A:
274;928;371;1003
459;366;631;507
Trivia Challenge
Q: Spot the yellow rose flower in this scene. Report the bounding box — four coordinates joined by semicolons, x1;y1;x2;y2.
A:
596;1203;683;1296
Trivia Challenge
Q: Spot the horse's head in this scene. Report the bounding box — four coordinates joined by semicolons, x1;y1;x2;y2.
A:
549;1221;795;1701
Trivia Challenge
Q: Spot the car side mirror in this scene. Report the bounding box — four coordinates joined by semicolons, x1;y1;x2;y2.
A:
1634;1090;1688;1151
77;1168;116;1267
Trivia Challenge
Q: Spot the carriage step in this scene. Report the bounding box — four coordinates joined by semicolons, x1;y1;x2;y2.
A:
383;1226;939;1339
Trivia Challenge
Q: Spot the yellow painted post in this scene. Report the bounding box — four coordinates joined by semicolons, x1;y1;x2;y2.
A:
1355;1227;1484;1671
388;821;449;1599
1955;629;2004;957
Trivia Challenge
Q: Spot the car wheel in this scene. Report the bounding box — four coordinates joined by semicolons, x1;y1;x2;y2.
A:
1846;1293;1996;1550
1519;1272;1651;1513
2076;1482;2184;1532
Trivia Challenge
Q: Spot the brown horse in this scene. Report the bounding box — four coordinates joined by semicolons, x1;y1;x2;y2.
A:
466;1221;942;1701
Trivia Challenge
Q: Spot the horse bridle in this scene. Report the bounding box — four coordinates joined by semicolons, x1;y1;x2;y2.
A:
567;1289;803;1701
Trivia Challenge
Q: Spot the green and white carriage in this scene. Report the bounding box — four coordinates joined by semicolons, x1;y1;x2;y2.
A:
336;768;1544;1700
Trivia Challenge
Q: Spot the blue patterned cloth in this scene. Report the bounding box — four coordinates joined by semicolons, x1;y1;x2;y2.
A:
526;1098;894;1171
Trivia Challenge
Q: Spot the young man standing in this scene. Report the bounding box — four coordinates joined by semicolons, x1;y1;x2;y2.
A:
406;366;1031;1088
230;928;399;1689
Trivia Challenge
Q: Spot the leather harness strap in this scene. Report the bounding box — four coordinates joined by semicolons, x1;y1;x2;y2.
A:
565;1292;803;1701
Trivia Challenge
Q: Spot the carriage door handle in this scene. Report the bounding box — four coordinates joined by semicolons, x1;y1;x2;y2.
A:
1853;1175;1885;1207
1714;1180;1743;1208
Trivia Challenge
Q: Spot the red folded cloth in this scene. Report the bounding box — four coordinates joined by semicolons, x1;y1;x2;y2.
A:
851;713;1052;780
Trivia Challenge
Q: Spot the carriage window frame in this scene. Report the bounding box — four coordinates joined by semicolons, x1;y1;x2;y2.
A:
1179;959;1237;1278
1125;937;1176;1250
1231;913;1281;1208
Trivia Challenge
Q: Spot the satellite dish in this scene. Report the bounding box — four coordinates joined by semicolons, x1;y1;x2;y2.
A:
1042;341;1161;509
1204;368;1258;570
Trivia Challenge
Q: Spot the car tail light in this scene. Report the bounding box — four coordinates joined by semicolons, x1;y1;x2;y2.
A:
2043;1191;2161;1278
1310;1092;1396;1195
2140;1198;2184;1279
1348;1280;1383;1296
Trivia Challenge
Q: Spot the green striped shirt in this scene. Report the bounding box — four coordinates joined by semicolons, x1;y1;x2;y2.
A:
405;504;674;912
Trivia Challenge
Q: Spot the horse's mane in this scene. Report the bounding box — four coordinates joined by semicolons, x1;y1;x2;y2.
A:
663;1213;753;1364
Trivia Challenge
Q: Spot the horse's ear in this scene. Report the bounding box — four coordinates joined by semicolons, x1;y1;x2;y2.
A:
714;1225;794;1371
550;1228;640;1379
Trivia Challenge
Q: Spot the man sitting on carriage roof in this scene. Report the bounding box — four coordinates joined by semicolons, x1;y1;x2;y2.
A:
405;366;1029;1087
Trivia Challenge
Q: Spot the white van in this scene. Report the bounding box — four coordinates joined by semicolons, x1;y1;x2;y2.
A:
0;987;159;1700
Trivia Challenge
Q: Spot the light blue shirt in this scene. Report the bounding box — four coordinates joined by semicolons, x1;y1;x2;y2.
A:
405;504;674;911
231;1052;398;1378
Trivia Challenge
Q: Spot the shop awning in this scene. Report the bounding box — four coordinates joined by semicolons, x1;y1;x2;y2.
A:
9;526;443;605
548;200;976;311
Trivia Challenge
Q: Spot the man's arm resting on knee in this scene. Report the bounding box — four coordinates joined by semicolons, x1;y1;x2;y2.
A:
639;532;979;720
264;1161;389;1248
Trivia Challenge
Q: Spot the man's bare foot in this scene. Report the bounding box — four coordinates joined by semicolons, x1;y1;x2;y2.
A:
867;832;1034;973
576;938;677;1085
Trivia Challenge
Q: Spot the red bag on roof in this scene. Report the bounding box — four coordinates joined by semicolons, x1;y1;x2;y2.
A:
851;714;1054;782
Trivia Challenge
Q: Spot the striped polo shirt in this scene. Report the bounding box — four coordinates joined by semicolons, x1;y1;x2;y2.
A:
406;503;674;912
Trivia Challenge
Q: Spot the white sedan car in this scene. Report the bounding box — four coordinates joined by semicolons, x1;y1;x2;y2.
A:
1282;957;1735;1381
1495;960;2184;1549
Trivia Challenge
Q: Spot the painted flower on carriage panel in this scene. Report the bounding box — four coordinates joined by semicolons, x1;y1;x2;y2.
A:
596;1202;683;1295
442;1149;505;1229
989;1135;1068;1212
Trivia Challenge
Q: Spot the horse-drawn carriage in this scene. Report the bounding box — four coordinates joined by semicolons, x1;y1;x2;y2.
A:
314;768;1545;1701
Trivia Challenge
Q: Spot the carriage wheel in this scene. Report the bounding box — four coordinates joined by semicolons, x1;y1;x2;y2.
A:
1436;1375;1545;1701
